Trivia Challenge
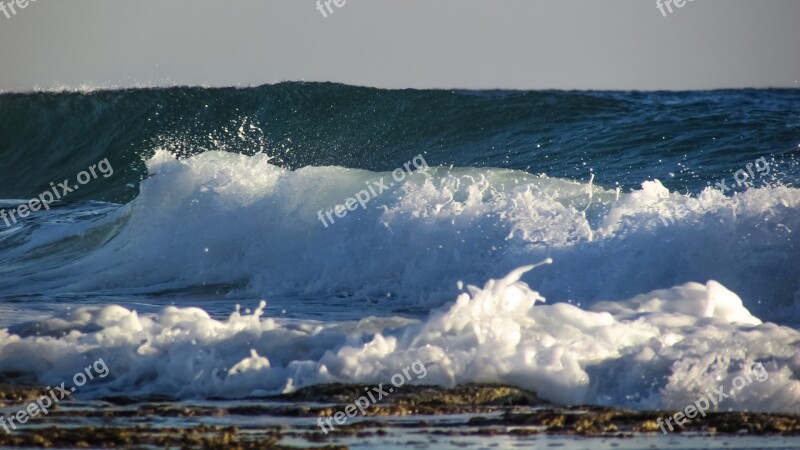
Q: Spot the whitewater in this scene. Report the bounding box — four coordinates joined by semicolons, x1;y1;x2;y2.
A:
1;148;798;414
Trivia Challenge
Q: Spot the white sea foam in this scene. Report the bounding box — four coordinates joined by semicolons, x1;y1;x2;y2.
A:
1;264;798;413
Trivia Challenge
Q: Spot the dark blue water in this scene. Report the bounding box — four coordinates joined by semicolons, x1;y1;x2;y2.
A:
1;84;797;204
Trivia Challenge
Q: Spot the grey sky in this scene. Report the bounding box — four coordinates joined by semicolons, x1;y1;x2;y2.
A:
0;0;798;92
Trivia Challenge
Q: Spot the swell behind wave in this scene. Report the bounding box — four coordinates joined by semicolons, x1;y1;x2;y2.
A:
1;83;798;204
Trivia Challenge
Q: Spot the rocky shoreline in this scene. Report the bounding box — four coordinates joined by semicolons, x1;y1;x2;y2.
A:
1;383;799;449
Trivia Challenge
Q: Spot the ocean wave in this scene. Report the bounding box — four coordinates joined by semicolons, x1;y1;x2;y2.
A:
1;150;799;323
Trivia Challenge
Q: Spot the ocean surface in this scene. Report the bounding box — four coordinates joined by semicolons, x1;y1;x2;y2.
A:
0;83;798;413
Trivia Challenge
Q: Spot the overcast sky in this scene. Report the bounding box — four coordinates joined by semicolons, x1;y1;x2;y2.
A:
0;0;798;92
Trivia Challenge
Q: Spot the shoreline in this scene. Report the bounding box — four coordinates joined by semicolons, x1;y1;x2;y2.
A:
1;383;799;449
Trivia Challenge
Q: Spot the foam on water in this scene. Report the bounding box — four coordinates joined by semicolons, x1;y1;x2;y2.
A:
1;264;798;412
